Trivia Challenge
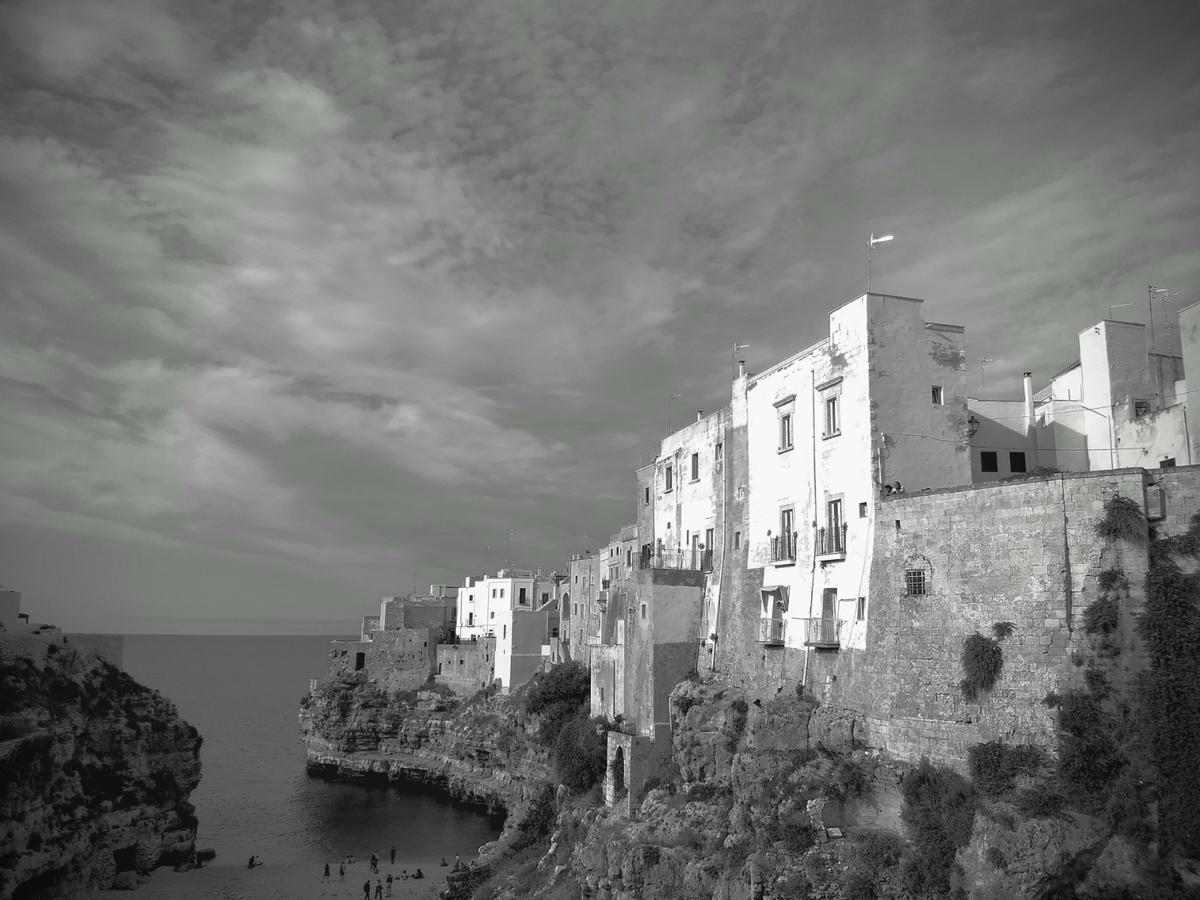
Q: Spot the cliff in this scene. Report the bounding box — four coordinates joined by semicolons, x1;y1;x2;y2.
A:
0;633;202;899
299;679;552;858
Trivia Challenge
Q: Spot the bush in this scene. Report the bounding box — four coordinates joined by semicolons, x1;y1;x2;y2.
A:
825;756;872;802
985;846;1007;870
1055;690;1123;798
1098;569;1128;591
991;621;1016;640
841;867;877;900
853;831;904;870
509;784;557;852
685;782;723;803
1095;495;1146;543
1014;786;1065;818
960;633;1004;701
526;662;589;715
967;741;1044;797
1083;597;1120;634
899;759;976;895
553;713;606;794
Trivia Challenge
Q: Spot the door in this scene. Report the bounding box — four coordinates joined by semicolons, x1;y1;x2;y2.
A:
691;532;700;568
821;588;837;620
705;527;715;569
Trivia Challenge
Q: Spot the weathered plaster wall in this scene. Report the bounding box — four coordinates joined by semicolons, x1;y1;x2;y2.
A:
435;638;495;694
328;627;437;694
1113;402;1190;469
590;644;625;721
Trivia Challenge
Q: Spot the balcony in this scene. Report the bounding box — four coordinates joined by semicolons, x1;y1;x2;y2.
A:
800;617;841;649
758;617;786;646
814;524;847;561
639;547;712;572
770;533;797;564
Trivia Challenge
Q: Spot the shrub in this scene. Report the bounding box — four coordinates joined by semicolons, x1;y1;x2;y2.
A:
1083;597;1119;635
825;756;871;802
899;759;976;895
1014;786;1065;818
967;741;1044;797
991;621;1016;640
509;784;557;852
553;713;606;794
960;633;1004;701
685;782;722;803
985;846;1007;870
841;867;877;900
1095;495;1146;543
1055;690;1123;798
1084;666;1111;698
853;831;904;870
526;662;589;715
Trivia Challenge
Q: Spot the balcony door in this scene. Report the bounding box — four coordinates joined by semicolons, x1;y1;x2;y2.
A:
821;587;837;620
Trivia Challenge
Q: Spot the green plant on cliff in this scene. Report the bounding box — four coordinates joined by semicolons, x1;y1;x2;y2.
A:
966;741;1044;797
1095;495;1146;543
1138;512;1200;855
899;758;976;895
960;632;1004;701
1046;689;1124;802
553;713;607;794
525;661;589;747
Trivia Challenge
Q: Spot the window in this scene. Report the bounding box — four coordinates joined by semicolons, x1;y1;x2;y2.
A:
825;396;840;436
1161;457;1177;468
690;452;699;481
573;603;578;615
715;442;723;462
827;499;843;534
859;501;868;518
734;531;741;549
780;507;795;541
541;592;549;603
499;588;505;598
1134;399;1151;417
665;465;673;492
468;612;474;625
856;596;867;621
626;549;632;567
490;611;495;620
931;385;943;405
1009;451;1027;473
980;451;998;473
641;603;647;620
519;587;527;605
904;569;927;596
644;486;650;505
502;624;507;638
778;412;794;451
491;588;496;598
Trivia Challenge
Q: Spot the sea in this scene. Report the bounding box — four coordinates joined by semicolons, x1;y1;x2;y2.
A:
121;635;504;872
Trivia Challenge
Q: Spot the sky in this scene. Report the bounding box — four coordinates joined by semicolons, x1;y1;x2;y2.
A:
1;0;1198;634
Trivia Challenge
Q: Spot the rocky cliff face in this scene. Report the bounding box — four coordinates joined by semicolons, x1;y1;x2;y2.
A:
0;633;201;899
299;679;552;856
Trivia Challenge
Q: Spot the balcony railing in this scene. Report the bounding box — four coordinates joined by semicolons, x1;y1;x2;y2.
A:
815;524;848;559
638;547;712;572
770;533;797;563
800;617;841;648
758;617;786;645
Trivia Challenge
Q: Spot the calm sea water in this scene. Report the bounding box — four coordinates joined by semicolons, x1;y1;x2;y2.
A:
121;635;504;870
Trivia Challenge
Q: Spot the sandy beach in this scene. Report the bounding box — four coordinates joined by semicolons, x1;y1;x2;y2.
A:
109;857;457;900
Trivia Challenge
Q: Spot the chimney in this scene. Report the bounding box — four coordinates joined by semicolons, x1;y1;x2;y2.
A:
1023;372;1035;435
696;410;704;422
738;360;746;378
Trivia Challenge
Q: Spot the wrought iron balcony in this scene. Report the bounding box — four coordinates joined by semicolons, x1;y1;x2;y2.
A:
758;617;786;645
800;617;841;648
638;547;710;572
814;524;847;559
770;533;797;563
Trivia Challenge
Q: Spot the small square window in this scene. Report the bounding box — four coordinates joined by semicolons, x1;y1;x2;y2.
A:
859;501;868;518
856;596;867;621
1009;451;1027;473
931;385;943;405
904;569;927;597
1161;457;1177;468
980;451;998;473
1134;399;1151;417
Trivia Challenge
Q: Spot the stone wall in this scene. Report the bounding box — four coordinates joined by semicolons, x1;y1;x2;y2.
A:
328;627;437;694
435;638;496;695
809;468;1161;768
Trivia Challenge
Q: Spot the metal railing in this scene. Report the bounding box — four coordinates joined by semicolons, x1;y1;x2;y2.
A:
758;617;786;645
800;617;841;648
770;533;797;563
815;524;847;557
638;547;711;571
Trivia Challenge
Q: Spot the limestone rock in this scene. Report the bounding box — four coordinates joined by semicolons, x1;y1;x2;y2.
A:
0;633;201;900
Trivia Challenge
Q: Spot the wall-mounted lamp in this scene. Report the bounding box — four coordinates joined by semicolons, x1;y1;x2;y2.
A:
967;415;980;439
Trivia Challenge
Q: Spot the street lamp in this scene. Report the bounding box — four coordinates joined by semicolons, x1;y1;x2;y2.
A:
967;415;980;439
866;233;894;295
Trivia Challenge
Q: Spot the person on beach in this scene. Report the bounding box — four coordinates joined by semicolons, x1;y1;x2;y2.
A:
390;845;396;865
440;857;448;866
363;879;371;899
375;878;383;899
413;868;424;879
401;869;407;879
339;861;345;881
370;852;378;873
323;862;330;881
386;873;393;897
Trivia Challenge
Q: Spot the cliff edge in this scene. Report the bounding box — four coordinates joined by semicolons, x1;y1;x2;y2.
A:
0;633;202;899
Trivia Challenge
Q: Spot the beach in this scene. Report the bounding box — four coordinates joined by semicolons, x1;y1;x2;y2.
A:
116;857;458;900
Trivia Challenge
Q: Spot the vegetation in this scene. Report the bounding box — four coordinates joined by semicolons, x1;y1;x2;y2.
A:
960;632;1004;701
966;741;1044;797
898;758;976;895
1094;495;1146;543
525;661;590;747
552;713;607;794
991;621;1016;640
